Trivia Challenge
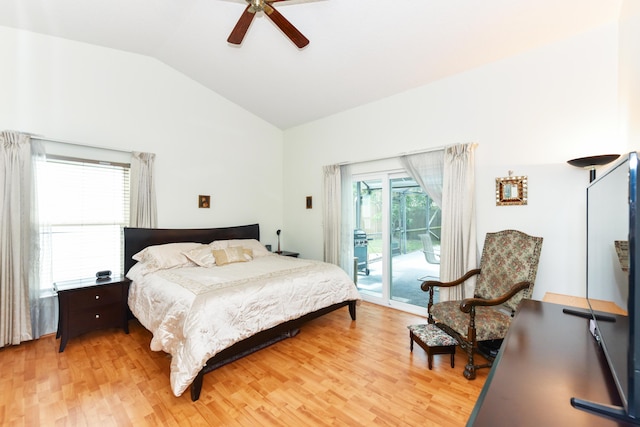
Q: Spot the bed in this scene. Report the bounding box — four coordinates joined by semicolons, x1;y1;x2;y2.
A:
124;223;360;401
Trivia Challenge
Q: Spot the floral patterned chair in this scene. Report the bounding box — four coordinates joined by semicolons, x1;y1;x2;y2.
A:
421;230;543;379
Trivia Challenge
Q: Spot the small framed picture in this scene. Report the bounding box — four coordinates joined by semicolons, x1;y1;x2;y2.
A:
496;176;528;206
306;196;313;209
199;195;210;208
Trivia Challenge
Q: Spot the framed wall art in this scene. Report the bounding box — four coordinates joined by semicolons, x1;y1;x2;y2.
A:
496;174;528;206
198;195;210;208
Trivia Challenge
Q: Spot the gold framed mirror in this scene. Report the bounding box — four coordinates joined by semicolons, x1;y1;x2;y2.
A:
496;176;528;206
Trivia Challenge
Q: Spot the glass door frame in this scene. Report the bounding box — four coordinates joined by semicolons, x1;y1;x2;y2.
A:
352;170;428;317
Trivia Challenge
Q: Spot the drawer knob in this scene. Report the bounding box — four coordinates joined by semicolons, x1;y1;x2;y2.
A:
95;295;100;299
95;314;100;319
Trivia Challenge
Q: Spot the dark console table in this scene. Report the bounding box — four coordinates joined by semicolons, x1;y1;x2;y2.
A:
468;299;634;426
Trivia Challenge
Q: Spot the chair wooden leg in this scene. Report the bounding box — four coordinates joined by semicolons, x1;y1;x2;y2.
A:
463;344;477;379
464;363;477;379
464;310;478;379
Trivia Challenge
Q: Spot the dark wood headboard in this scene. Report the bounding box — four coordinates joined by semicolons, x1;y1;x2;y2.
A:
123;223;260;274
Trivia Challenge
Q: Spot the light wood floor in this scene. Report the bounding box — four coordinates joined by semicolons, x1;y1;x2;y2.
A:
0;302;488;426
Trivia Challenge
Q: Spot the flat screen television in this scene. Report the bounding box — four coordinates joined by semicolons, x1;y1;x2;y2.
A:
569;151;640;424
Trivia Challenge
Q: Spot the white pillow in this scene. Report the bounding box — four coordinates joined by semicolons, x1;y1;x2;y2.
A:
208;240;228;251
183;245;216;268
227;239;272;258
126;261;146;281
132;242;201;273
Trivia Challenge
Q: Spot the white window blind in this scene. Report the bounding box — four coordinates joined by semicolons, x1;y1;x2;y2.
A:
38;156;130;287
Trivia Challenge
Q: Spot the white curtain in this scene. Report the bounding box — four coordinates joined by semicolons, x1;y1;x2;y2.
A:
439;143;477;301
30;140;49;338
130;151;157;228
400;150;445;208
322;164;354;277
322;165;341;265
339;164;353;277
0;131;43;346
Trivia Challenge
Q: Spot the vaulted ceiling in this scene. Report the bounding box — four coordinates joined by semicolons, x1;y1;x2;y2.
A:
0;0;623;129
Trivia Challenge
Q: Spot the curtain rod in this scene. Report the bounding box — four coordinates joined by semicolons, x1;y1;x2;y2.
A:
338;145;446;166
28;133;132;154
337;142;478;166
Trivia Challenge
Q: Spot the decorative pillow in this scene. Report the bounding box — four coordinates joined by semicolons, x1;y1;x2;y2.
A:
212;246;249;266
242;248;254;260
209;240;230;250
183;245;216;268
227;239;272;258
132;242;201;273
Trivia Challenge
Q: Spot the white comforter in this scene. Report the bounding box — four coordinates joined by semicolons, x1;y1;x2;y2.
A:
127;254;361;396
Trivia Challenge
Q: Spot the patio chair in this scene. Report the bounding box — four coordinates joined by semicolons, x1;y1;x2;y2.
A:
421;229;543;379
419;233;440;265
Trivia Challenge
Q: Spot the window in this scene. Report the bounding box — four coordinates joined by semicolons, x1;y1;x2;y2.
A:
37;156;130;288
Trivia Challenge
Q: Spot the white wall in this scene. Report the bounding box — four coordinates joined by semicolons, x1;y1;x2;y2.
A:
283;23;623;300
0;26;285;249
619;0;640;150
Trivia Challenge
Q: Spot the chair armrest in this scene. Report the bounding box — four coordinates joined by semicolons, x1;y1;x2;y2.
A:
459;281;532;313
421;269;481;292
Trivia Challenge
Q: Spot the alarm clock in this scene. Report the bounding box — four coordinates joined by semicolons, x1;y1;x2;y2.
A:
96;270;112;280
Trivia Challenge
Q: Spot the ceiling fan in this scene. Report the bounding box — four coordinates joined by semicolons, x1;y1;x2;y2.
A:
227;0;309;48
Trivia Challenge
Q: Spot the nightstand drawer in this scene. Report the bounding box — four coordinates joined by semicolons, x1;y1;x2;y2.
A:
67;285;123;309
67;303;122;335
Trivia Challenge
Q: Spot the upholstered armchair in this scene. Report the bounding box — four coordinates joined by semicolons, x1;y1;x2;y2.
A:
421;230;543;379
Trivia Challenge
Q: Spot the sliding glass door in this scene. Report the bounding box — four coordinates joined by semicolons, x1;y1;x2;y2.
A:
353;172;440;314
353;177;383;299
389;176;440;307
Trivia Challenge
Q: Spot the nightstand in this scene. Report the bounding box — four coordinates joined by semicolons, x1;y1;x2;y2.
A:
276;250;300;258
54;275;130;352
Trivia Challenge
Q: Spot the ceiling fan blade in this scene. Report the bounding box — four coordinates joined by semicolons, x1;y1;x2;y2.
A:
227;5;256;45
263;3;309;48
